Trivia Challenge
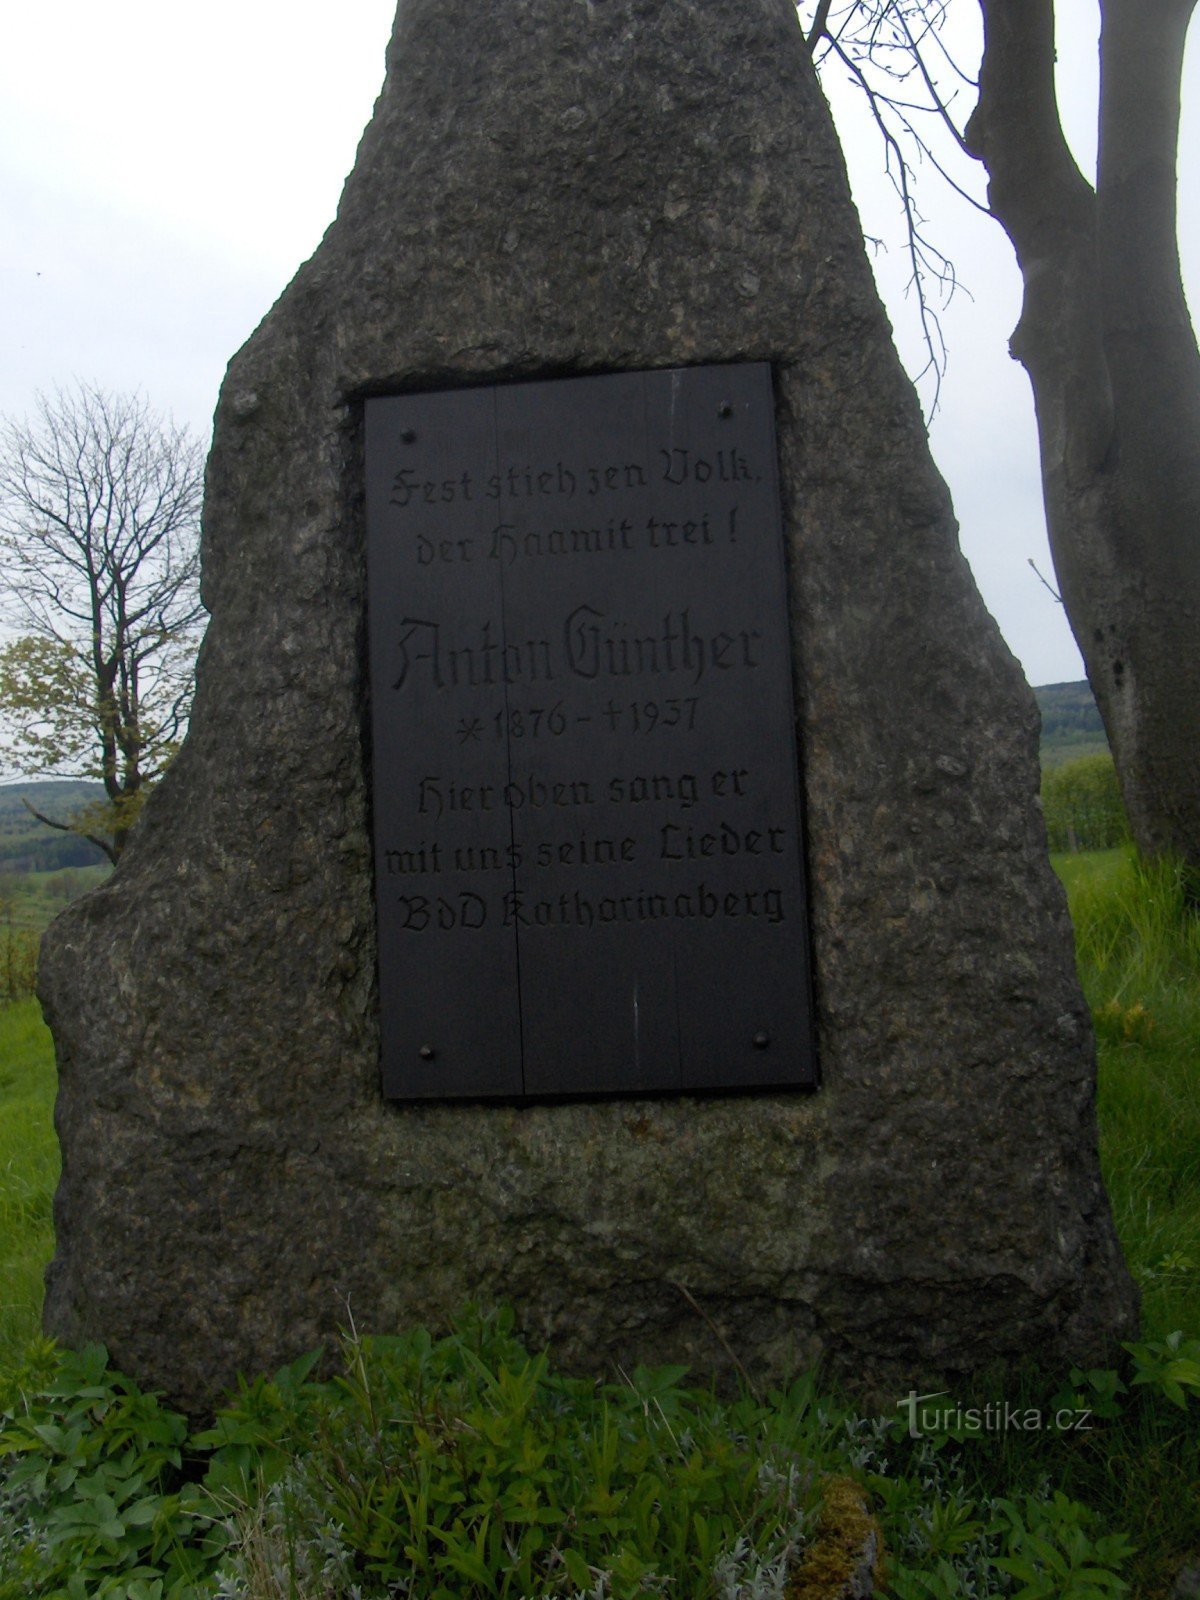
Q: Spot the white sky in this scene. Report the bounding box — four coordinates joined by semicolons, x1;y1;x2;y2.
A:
1;0;1196;693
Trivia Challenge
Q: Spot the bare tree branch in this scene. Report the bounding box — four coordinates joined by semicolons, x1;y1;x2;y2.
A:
1027;557;1062;604
801;0;989;411
825;26;953;409
893;3;974;156
22;797;117;866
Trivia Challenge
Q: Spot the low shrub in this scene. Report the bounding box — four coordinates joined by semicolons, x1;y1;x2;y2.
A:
1041;754;1129;853
0;1342;219;1599
2;1310;831;1600
0;923;37;1004
7;1307;1193;1599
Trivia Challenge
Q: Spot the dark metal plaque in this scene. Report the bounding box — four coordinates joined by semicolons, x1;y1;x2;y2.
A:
365;364;816;1099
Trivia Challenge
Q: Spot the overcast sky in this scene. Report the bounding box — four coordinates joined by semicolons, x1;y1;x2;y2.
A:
1;0;1196;693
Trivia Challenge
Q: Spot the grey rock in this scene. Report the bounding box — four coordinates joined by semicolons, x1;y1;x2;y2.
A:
841;1522;881;1600
40;0;1136;1413
854;1542;880;1598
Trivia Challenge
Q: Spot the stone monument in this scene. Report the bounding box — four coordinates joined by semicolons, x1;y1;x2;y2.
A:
40;0;1136;1412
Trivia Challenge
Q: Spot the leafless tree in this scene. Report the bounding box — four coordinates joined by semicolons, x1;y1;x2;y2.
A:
0;383;205;861
803;0;1200;884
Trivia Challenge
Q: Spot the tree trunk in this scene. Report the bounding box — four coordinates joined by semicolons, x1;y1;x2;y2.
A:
966;0;1200;879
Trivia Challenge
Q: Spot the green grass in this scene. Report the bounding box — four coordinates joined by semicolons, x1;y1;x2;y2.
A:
0;1001;57;1366
1053;848;1200;1340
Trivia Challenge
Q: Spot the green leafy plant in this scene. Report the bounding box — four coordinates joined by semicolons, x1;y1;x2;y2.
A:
0;1345;222;1599
990;1493;1134;1599
1048;1364;1127;1424
193;1349;326;1505
208;1307;824;1600
1124;1331;1200;1410
0;1319;1173;1600
868;1476;1138;1599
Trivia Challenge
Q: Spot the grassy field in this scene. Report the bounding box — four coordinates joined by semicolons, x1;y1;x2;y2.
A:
0;847;1197;1597
0;865;111;1006
0;863;110;934
0;1001;57;1365
1058;849;1200;1339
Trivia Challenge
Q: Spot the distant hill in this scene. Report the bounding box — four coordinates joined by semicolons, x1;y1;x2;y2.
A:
1033;680;1110;768
0;780;109;872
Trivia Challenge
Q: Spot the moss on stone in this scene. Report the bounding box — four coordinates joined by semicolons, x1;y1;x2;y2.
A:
786;1474;881;1600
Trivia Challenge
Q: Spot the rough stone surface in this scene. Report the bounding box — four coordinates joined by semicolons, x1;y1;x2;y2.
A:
40;0;1136;1413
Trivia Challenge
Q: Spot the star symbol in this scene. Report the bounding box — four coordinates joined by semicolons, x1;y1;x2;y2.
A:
456;716;483;744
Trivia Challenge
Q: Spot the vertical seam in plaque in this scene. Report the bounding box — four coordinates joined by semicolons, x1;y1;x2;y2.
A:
642;371;685;1093
491;386;527;1098
671;943;684;1092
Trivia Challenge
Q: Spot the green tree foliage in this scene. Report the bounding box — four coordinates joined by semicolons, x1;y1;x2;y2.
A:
0;384;205;860
0;916;37;1004
1042;752;1130;853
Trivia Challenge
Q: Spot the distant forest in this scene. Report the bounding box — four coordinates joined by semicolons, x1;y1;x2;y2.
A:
1033;680;1109;767
0;683;1107;873
0;781;108;873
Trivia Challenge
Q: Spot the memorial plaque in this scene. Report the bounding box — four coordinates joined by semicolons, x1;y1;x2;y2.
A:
365;363;816;1099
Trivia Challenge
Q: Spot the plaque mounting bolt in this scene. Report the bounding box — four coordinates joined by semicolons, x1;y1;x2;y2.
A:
419;1045;436;1060
718;403;733;419
752;1032;770;1049
400;428;417;444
